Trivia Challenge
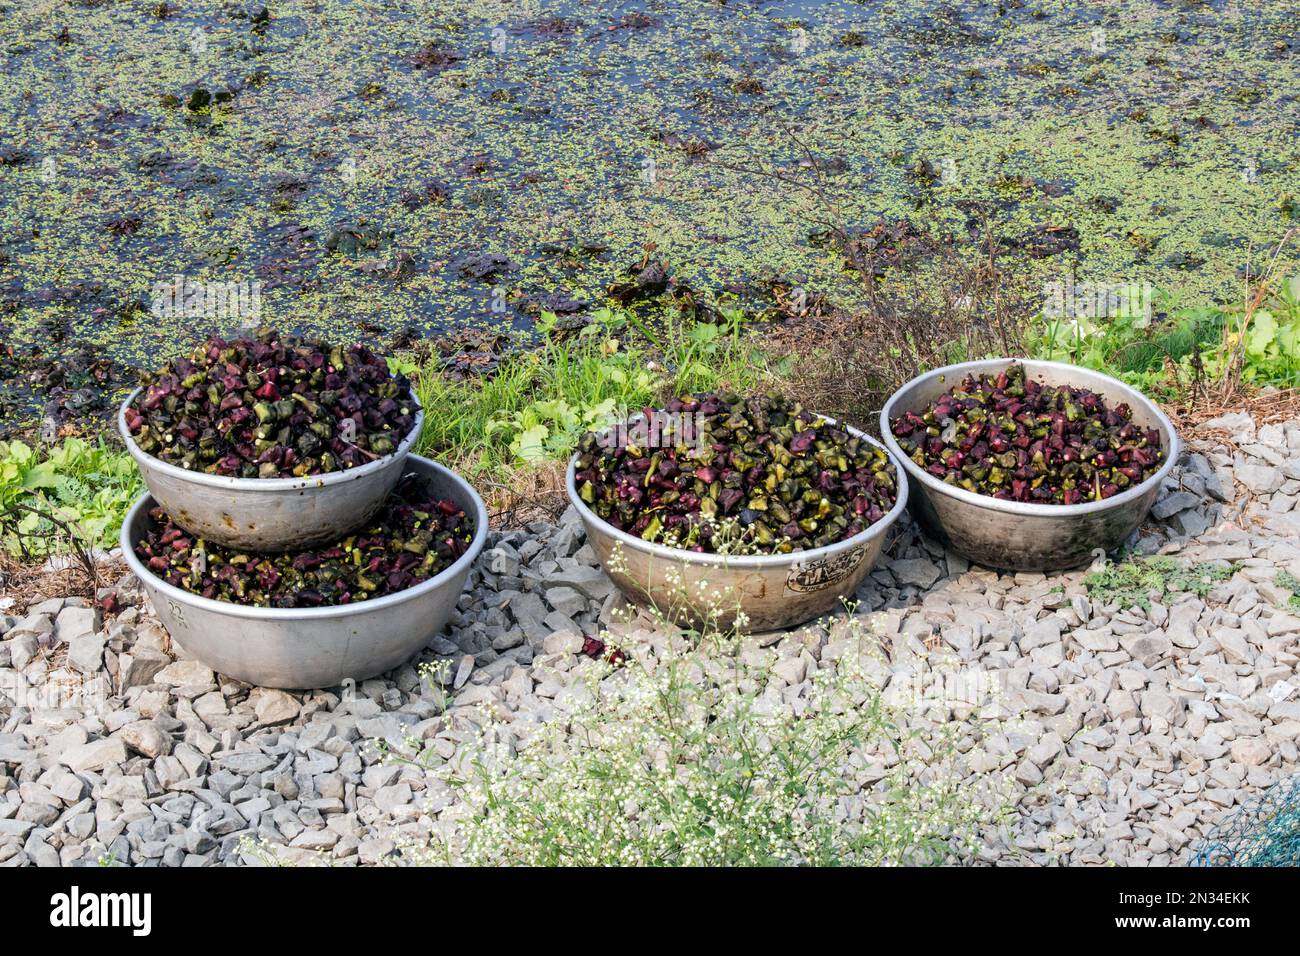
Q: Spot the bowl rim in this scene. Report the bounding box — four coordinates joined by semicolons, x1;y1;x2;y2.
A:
117;383;424;491
878;357;1181;518
120;454;488;621
564;412;908;569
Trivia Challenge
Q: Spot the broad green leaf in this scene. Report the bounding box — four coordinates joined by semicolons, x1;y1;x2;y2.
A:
1276;322;1300;361
512;424;551;463
22;462;59;490
1245;310;1277;357
584;398;617;426
688;323;721;346
5;441;33;465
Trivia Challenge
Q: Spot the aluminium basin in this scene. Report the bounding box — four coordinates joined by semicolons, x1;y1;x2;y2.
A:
121;454;487;689
566;418;908;633
880;358;1179;572
118;386;424;552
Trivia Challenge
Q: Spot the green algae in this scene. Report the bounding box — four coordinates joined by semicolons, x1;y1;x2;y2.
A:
0;0;1296;431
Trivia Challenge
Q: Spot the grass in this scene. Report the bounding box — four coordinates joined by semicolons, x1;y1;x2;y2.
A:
1029;232;1300;408
403;308;772;511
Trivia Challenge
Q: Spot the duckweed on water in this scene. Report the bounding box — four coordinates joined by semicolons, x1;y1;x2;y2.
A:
573;393;897;555
3;0;1294;435
125;332;416;477
890;363;1164;505
134;473;473;608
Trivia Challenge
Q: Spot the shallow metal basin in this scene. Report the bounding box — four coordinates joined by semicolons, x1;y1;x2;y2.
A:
565;419;908;633
880;358;1180;572
118;386;424;552
121;455;487;690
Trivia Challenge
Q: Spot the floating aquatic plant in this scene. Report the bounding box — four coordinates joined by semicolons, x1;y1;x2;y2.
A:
573;392;897;554
134;473;472;608
890;363;1164;504
124;331;416;478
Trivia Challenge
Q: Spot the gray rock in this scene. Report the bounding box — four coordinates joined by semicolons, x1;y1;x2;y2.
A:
890;558;942;589
66;634;105;675
6;634;39;671
1182;453;1213;479
491;629;525;652
1021;618;1063;651
29;598;66;617
60;738;127;773
1170;508;1212;538
214;751;276;775
117;648;172;689
772;655;807;685
155;660;215;688
1200;411;1253;433
540;566;614;602
1215;630;1253;665
544;586;588;618
452;654;474;690
543;610;580;635
1235;464;1281;494
0;819;36;839
1119;632;1172;666
542;631;583;655
250;688;300;726
373;783;412;814
1153;491;1203;520
54;606;100;645
290;829;339;850
1229;738;1271;767
9;612;53;639
358;838;395;864
119;721;172;759
505;592;549;634
485;547;521;577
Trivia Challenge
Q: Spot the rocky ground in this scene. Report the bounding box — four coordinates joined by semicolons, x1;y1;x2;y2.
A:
1;410;1298;867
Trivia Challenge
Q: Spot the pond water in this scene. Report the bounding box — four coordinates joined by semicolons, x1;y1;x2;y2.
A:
0;0;1296;432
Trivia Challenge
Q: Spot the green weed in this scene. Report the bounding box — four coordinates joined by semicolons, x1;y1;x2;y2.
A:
405;310;769;481
0;438;142;556
1031;269;1300;399
1275;570;1300;611
1084;555;1235;610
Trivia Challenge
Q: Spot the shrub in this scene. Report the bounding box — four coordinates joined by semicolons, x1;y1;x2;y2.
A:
0;438;141;556
408;309;769;479
394;613;1013;867
1084;555;1234;610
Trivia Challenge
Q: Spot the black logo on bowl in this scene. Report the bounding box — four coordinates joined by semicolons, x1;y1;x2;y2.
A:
786;547;867;593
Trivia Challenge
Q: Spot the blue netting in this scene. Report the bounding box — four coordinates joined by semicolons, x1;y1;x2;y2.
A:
1191;774;1300;867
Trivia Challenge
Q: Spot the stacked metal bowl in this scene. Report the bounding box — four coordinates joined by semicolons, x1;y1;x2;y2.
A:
118;391;487;689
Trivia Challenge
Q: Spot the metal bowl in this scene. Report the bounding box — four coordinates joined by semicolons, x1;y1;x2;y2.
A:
118;386;424;552
880;358;1180;572
565;419;908;633
120;455;487;690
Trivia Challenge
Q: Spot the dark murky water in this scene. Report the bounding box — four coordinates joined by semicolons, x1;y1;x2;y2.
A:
0;0;1296;432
